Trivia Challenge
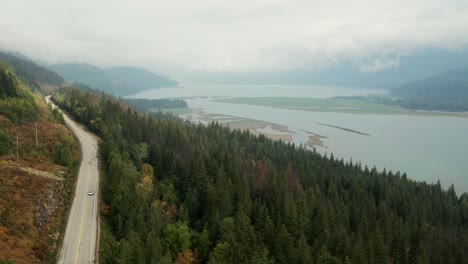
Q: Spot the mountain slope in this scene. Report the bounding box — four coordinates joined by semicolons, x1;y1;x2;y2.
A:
49;63;177;96
391;66;468;111
392;66;468;98
0;51;65;92
48;63;106;81
0;62;79;263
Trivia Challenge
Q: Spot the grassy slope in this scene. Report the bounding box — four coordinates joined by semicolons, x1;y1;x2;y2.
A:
216;97;468;117
0;68;79;263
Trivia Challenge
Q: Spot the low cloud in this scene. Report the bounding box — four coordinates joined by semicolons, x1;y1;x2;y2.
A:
355;56;401;73
1;0;468;76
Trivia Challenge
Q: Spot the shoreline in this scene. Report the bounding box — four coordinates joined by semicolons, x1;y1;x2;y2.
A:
214;97;468;118
181;108;296;143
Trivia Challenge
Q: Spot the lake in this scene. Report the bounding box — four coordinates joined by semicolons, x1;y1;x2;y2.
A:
133;84;468;194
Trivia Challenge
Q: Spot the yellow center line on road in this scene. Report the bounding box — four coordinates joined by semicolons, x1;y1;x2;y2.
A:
74;155;92;264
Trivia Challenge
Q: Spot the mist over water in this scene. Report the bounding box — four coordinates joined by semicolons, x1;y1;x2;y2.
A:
132;83;387;99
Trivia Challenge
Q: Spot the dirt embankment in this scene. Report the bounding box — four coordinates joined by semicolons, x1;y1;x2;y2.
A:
0;99;79;263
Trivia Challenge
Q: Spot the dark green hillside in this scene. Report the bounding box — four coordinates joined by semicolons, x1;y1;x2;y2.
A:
391;66;468;111
53;86;468;264
0;51;65;92
49;63;177;96
0;62;38;122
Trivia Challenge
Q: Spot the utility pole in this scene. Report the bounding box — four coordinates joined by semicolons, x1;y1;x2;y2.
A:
16;136;19;160
35;122;38;147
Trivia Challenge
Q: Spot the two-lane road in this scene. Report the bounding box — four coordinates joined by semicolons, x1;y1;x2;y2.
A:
46;96;99;264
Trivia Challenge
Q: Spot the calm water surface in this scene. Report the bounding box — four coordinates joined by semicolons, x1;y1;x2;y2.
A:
134;84;468;194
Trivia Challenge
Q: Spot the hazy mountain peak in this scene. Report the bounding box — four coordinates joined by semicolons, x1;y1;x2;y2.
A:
49;63;177;96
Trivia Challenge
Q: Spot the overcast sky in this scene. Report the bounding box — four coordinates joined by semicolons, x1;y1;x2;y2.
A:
1;0;468;77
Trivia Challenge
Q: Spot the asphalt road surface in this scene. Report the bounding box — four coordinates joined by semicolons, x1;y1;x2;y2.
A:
47;96;99;264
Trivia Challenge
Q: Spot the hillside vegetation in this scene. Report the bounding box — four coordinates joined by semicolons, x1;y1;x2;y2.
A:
0;62;79;263
391;66;468;112
53;86;468;264
123;98;188;114
0;52;65;93
49;63;177;96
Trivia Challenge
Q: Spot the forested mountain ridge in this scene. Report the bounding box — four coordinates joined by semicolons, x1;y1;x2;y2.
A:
391;66;468;112
49;63;177;96
0;62;79;263
52;86;468;264
0;51;65;93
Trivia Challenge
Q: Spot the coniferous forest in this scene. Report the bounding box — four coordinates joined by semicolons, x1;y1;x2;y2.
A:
0;51;65;91
52;87;468;264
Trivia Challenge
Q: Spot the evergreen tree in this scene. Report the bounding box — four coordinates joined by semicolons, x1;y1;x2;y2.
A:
51;87;468;264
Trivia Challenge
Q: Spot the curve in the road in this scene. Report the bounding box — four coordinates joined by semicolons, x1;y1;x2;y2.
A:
46;96;100;264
